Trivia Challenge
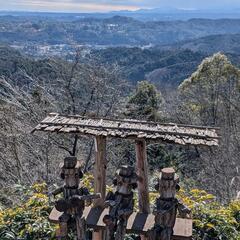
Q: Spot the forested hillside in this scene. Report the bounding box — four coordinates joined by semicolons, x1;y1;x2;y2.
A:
2;16;240;46
0;11;240;239
92;47;206;87
0;45;239;199
93;47;240;90
165;33;240;54
0;46;240;239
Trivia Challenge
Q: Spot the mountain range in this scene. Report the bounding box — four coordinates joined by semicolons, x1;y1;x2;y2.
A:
1;13;240;91
2;16;240;47
1;8;240;21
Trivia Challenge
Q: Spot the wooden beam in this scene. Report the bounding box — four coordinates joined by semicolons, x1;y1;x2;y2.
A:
94;136;107;206
93;135;107;240
135;139;150;240
135;139;150;213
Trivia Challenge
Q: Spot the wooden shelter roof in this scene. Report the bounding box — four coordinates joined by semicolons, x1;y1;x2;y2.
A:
33;113;220;146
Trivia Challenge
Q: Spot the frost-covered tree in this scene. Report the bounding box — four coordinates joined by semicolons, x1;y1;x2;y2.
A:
178;53;240;201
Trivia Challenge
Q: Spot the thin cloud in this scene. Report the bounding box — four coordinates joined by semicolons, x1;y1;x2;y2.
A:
0;0;239;12
0;0;140;12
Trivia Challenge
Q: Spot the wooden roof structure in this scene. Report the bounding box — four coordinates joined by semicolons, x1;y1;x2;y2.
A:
34;113;220;239
33;112;219;146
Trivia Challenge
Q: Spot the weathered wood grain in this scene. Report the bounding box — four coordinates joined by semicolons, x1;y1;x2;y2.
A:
135;140;150;214
93;136;107;240
135;140;150;240
94;136;107;207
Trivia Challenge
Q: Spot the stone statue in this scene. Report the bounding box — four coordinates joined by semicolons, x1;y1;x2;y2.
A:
150;168;191;240
52;156;100;240
103;165;138;240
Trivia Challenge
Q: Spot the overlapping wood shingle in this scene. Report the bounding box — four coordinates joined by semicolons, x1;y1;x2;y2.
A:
33;113;220;146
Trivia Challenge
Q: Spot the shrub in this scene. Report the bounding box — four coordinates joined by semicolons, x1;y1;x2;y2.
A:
0;179;239;240
0;183;55;240
178;188;240;240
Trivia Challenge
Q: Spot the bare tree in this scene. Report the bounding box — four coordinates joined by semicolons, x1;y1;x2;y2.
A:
0;50;127;189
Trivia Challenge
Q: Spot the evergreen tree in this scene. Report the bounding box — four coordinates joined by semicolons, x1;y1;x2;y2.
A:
125;81;162;121
124;81;181;171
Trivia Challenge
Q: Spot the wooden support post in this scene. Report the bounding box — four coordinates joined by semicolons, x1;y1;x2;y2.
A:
135;139;150;240
93;136;107;240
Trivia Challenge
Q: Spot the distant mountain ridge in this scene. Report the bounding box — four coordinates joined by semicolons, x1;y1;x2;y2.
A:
1;13;240;91
2;16;240;46
162;33;240;54
1;8;240;21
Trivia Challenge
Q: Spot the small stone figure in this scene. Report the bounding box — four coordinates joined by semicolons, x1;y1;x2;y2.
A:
150;168;191;240
103;165;138;240
52;156;100;240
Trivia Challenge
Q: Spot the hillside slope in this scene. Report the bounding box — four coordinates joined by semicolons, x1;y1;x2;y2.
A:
166;33;240;54
2;17;240;46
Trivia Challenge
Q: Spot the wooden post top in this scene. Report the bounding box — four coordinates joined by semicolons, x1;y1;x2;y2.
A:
160;168;179;181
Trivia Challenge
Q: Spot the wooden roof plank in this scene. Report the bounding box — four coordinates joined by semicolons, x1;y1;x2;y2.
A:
32;113;220;146
38;121;219;139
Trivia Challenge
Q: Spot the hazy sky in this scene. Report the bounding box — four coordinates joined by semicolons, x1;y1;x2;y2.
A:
0;0;239;13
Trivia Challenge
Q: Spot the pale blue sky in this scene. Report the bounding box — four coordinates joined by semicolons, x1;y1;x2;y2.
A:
0;0;239;13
